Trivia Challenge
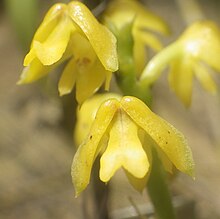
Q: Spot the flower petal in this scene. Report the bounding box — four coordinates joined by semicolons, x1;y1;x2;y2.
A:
125;137;152;192
121;96;195;177
138;31;163;52
18;58;53;84
169;56;194;107
68;1;118;71
71;99;119;196
74;93;122;146
76;60;106;105
58;58;77;96
180;21;220;72
33;16;73;65
32;4;66;44
104;0;170;35
100;110;150;182
194;62;217;95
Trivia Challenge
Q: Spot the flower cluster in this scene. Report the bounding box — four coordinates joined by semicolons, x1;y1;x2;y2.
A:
18;0;197;197
18;1;118;104
141;20;220;106
72;94;194;196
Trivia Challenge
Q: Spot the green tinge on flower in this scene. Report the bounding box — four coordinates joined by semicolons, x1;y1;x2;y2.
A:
71;94;194;196
18;1;118;104
141;20;220;106
103;0;169;76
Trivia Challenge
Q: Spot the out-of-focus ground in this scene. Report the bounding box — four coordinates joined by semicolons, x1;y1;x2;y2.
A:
1;0;220;218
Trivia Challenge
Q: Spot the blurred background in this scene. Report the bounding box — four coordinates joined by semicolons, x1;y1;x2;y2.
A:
1;0;220;218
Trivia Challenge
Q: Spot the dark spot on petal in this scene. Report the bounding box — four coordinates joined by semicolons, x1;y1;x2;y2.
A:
82;57;91;65
166;141;168;144
76;57;91;66
168;131;170;134
90;135;93;140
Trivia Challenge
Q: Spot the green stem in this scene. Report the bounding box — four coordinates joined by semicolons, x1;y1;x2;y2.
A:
147;148;176;219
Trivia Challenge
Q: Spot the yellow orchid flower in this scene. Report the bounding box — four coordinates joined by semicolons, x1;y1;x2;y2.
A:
103;0;170;76
18;1;118;104
141;20;220;106
72;94;194;196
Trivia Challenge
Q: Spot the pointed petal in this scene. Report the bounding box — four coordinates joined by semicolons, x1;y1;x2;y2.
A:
71;99;119;196
23;49;36;66
104;71;112;90
68;1;118;71
121;96;195;177
20;48;72;84
168;56;194;107
138;31;163;51
76;60;106;105
140;42;181;85
58;58;77;96
194;62;217;95
33;17;73;66
17;58;53;84
100;110;150;182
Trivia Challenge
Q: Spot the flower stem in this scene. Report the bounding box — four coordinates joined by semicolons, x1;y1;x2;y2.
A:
113;19;176;219
147;148;176;219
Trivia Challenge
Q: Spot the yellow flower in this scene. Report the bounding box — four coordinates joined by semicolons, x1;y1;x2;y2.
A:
141;20;220;106
72;94;194;196
103;0;169;76
18;1;118;104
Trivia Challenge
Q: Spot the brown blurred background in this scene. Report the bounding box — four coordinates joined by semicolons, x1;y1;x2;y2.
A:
1;0;220;218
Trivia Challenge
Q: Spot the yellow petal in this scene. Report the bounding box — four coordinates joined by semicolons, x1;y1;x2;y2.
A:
76;60;106;105
58;58;77;96
23;49;36;66
135;12;170;36
125;136;152;192
18;58;53;84
74;93;122;146
33;16;73;65
180;21;220;71
104;0;170;35
168;56;194;107
137;31;163;51
32;4;67;44
68;1;118;71
121;96;195;177
71;99;119;196
100;110;150;182
104;70;112;90
70;33;96;63
194;62;217;95
140;42;182;86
